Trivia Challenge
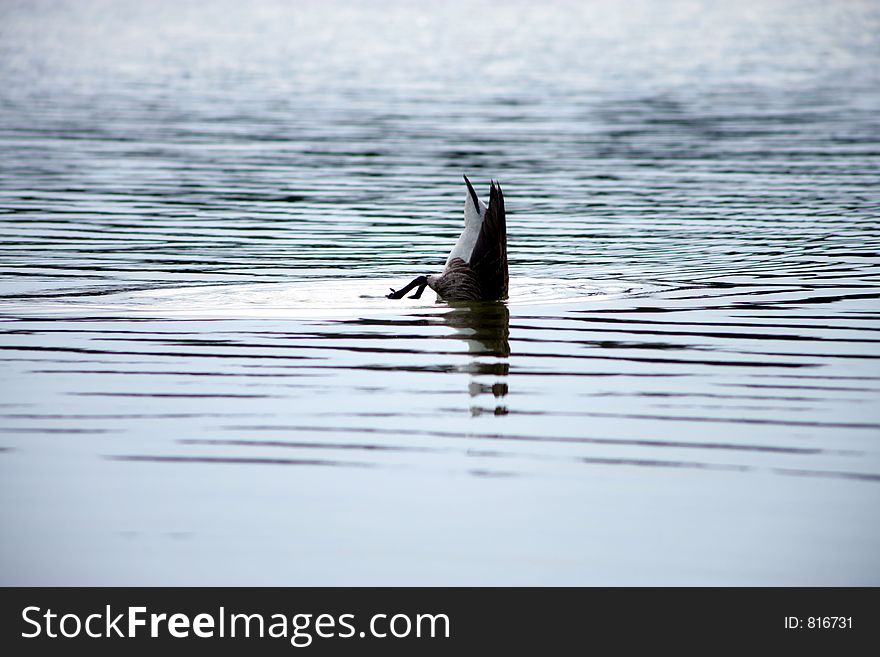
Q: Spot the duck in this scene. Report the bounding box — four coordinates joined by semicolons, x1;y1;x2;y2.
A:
387;176;508;301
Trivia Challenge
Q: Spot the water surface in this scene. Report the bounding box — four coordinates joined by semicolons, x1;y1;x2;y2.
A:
1;0;879;585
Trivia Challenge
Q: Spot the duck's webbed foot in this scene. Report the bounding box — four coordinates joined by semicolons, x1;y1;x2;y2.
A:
387;276;428;300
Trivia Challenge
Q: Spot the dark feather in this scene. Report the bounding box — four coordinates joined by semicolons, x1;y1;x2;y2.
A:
463;175;480;213
467;181;508;300
428;258;483;301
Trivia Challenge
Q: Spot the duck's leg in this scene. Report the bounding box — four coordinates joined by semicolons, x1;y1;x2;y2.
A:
408;283;428;299
387;275;428;299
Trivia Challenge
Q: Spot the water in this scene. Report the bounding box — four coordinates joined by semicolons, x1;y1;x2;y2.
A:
1;0;879;585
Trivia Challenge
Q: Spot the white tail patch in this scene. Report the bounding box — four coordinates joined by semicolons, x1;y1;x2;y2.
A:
446;189;485;266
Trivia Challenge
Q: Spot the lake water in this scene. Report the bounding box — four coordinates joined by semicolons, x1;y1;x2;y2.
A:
1;0;878;585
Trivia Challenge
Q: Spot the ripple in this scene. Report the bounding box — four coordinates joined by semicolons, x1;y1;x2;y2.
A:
1;0;879;585
0;277;669;319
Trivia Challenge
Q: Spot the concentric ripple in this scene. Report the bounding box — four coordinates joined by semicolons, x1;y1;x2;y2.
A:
0;277;668;319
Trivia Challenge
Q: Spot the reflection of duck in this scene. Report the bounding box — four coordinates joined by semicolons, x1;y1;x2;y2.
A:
441;302;510;415
388;176;507;302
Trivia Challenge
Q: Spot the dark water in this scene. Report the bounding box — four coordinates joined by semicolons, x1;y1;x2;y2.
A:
1;0;879;584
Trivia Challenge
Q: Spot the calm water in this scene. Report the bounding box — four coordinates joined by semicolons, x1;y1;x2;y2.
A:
1;0;879;585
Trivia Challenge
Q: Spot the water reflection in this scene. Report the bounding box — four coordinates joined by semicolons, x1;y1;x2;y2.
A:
442;302;510;416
